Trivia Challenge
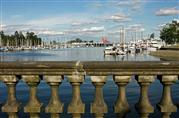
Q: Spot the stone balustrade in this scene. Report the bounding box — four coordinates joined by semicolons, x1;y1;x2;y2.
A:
0;61;179;118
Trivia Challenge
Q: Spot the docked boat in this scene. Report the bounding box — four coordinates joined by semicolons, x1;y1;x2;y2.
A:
104;46;118;55
0;47;9;52
148;39;164;50
104;46;126;55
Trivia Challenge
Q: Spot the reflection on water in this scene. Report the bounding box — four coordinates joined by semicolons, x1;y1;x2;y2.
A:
0;47;160;61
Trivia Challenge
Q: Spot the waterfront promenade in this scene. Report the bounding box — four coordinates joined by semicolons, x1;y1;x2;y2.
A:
0;61;179;118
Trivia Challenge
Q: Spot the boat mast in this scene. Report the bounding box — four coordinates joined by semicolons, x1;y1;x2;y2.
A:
120;26;125;50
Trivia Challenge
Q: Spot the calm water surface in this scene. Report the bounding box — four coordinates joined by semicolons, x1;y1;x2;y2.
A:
0;47;160;61
0;47;178;118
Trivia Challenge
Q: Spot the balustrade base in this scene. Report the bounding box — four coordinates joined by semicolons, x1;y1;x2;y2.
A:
157;104;177;112
67;104;85;114
2;102;20;113
45;103;64;113
24;103;43;113
91;103;108;114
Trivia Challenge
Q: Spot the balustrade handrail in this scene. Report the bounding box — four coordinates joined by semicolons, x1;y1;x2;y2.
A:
0;61;179;118
0;61;179;75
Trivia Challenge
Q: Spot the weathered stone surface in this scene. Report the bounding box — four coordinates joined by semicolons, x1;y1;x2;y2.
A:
22;75;42;117
91;76;107;118
67;75;84;83
0;61;179;75
157;75;177;118
91;76;107;83
158;75;178;82
0;75;20;118
0;62;178;117
136;75;155;83
135;76;155;118
67;75;85;117
44;75;63;83
0;75;18;82
114;75;131;82
44;75;64;115
113;76;131;118
22;75;40;83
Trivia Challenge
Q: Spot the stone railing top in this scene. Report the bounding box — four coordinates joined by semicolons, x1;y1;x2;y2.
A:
0;61;179;75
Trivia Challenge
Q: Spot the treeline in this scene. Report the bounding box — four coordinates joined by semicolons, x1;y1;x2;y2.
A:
67;38;93;44
160;20;179;44
0;31;42;47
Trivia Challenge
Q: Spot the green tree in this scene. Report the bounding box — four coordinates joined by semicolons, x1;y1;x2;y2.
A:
0;31;4;46
0;31;42;47
160;20;179;44
19;31;25;46
14;31;20;47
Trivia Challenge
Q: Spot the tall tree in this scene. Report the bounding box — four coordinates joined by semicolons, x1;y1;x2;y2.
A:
19;31;25;46
14;31;20;47
160;20;179;44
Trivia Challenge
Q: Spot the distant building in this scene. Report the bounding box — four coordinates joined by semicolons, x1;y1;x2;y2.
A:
100;37;109;44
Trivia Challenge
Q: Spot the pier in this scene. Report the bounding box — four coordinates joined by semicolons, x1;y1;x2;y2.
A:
0;61;179;118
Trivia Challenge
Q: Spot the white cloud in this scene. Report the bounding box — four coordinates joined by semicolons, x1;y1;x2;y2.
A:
156;7;179;16
2;24;35;34
108;14;131;22
118;1;132;6
108;24;144;35
127;24;145;32
36;30;65;35
27;17;68;26
26;13;100;27
117;0;143;10
81;26;105;32
62;26;105;36
71;22;82;26
130;24;142;28
71;20;98;26
1;24;66;36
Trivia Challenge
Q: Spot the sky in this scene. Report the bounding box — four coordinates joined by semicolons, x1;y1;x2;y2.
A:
0;0;179;43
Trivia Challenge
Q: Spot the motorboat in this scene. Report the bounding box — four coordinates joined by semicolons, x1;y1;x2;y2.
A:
104;46;126;55
104;46;118;55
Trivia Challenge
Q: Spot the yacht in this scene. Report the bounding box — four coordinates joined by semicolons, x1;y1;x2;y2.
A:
104;46;118;55
104;46;126;55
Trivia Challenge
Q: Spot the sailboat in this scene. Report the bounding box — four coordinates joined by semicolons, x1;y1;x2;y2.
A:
104;27;126;55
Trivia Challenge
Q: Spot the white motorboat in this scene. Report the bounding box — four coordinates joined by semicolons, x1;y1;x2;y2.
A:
104;46;126;55
104;46;118;55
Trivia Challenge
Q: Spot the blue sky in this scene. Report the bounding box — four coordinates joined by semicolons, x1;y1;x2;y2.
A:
0;0;179;42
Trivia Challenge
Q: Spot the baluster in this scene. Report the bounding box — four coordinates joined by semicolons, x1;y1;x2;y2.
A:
113;76;131;118
67;75;85;118
22;75;42;118
135;76;155;118
0;75;20;118
157;75;177;118
90;76;108;118
44;75;64;118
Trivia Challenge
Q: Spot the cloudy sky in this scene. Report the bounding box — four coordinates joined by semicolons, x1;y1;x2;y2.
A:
0;0;179;42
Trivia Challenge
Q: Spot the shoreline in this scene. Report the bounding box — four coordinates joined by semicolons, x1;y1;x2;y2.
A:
150;50;179;61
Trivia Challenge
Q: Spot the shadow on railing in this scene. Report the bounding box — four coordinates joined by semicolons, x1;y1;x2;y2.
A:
0;61;179;118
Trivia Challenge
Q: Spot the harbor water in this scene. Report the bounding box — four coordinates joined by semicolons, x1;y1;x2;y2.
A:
0;47;179;118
